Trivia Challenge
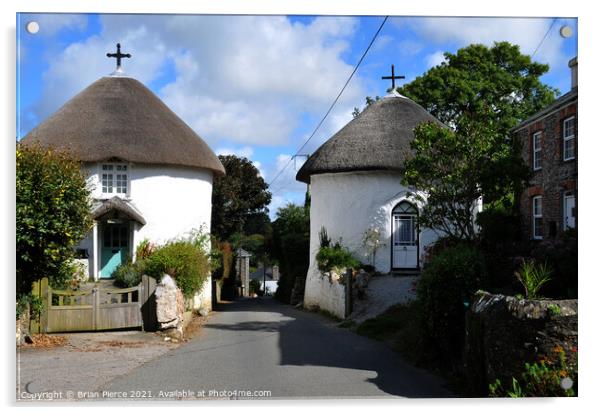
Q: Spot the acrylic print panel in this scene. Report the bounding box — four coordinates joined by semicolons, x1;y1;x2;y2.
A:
16;12;578;401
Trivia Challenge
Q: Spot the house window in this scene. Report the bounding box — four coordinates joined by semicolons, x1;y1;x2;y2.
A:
563;116;575;161
532;196;543;240
101;163;128;195
532;132;542;170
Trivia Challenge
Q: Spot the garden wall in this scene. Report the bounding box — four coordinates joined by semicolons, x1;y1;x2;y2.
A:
303;270;346;319
464;291;577;395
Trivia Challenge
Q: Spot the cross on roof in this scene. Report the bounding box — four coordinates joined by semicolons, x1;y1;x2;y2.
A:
106;43;131;68
381;64;405;90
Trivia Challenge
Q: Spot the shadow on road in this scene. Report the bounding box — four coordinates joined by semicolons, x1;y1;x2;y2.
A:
208;297;452;398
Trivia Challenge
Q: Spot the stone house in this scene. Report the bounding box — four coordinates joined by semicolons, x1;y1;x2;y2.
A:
512;57;577;240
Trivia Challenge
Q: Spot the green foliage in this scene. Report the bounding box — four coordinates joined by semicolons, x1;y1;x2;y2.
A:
271;203;310;303
144;241;210;297
316;244;360;273
515;260;553;299
211;155;272;240
135;238;156;261
16;144;93;296
318;226;331;249
16;293;45;321
476;205;522;247
113;260;146;288
531;230;577;299
547;304;562;316
489;346;577;397
399;43;558;239
249;279;261;295
417;244;487;360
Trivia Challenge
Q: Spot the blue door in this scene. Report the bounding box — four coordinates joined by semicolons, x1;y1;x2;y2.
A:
100;223;129;278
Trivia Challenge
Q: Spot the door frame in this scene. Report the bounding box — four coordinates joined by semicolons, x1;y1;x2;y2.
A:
390;201;420;271
99;219;133;279
564;192;576;230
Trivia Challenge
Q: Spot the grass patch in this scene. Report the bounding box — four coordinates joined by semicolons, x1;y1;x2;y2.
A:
355;301;430;366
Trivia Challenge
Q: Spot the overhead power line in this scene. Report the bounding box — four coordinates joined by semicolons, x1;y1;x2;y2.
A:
267;15;390;190
531;17;558;58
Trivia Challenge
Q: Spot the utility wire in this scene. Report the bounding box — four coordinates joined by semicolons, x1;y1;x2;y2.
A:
267;15;389;189
531;17;558;58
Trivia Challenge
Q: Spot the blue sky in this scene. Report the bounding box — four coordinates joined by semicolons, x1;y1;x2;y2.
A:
16;14;578;218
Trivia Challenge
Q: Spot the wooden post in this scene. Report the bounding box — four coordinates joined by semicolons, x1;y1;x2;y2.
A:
345;268;353;318
92;287;99;331
30;279;41;334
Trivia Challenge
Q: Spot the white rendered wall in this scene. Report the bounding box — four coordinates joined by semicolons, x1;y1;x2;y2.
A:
80;162;214;307
303;171;440;312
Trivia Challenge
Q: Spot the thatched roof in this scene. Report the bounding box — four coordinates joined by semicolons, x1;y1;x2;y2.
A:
91;196;146;225
21;76;225;176
296;92;443;183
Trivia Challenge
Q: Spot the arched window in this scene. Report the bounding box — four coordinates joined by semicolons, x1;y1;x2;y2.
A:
392;201;418;214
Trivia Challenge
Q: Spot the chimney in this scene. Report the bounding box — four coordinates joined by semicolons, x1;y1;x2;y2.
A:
569;57;578;90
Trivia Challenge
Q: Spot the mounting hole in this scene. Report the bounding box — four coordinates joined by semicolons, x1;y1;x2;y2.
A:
559;25;573;38
26;21;40;34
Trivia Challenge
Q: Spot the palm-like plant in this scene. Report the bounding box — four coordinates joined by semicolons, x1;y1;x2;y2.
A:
515;260;553;299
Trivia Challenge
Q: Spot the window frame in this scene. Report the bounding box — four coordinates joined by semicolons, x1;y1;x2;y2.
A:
100;162;129;197
532;195;543;240
563;116;576;161
532;131;543;171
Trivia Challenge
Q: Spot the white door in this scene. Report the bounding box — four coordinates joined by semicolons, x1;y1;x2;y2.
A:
392;213;418;269
565;194;576;229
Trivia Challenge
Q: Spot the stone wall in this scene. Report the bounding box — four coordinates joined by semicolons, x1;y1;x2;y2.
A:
464;292;577;395
515;100;577;240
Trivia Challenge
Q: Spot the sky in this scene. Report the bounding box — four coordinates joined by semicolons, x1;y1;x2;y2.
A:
16;13;578;218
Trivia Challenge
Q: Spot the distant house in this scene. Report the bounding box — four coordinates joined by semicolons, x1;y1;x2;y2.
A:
21;47;225;300
512;57;577;240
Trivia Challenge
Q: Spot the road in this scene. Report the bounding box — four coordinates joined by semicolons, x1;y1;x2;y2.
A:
100;297;452;399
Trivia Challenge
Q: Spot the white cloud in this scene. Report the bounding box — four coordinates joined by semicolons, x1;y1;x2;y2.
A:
25;13;87;36
216;146;254;159
425;50;446;68
406;17;569;69
28;15;367;149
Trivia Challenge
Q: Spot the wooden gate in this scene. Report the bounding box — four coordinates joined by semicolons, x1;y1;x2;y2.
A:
30;276;156;333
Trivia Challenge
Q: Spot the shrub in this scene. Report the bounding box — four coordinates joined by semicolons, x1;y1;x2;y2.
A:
476;206;522;248
135;238;156;260
113;260;146;288
16;144;93;296
489;346;577;397
249;279;261;295
417;243;487;361
144;241;210;297
515;259;553;299
531;230;577;299
316;244;360;273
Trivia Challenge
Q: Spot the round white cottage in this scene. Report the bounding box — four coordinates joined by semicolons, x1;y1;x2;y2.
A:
21;73;225;289
296;90;445;316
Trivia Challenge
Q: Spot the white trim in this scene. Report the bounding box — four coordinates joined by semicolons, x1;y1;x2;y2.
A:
532;131;542;171
563;116;576;161
532;195;543;240
99;162;131;198
563;192;576;230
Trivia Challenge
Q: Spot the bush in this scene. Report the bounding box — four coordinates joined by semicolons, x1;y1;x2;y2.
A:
531;230;577;299
417;243;487;361
113;260;146;288
135;239;156;260
144;241;210;297
476;206;522;248
16;144;93;296
249;279;261;295
316;245;360;273
489;346;577;397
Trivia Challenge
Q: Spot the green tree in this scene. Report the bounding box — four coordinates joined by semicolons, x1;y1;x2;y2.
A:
271;203;310;303
399;42;558;239
16;144;93;296
211;155;272;240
